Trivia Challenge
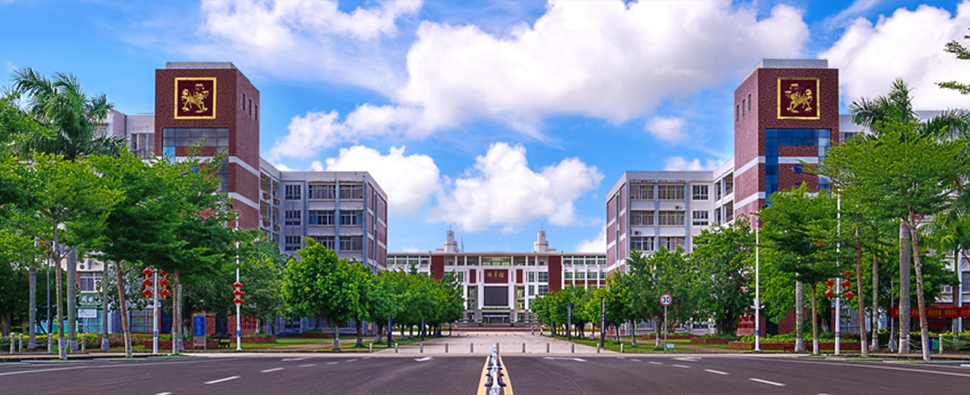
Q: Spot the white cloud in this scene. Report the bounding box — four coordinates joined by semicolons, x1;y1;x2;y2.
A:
573;226;606;253
4;61;15;75
272;162;296;171
663;156;721;171
268;1;809;158
429;142;603;232
309;161;324;172
400;246;421;253
188;0;421;92
645;116;686;143
822;2;970;110
324;145;440;214
820;0;881;30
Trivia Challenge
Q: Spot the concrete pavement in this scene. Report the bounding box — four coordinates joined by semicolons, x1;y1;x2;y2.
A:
381;330;608;355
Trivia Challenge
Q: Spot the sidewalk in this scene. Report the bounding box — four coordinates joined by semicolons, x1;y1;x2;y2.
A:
380;331;609;355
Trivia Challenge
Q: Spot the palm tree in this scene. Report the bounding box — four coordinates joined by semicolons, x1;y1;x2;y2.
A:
14;68;125;354
850;79;970;354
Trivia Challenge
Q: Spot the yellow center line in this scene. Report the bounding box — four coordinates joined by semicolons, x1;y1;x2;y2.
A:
476;356;490;395
476;354;514;395
500;355;514;395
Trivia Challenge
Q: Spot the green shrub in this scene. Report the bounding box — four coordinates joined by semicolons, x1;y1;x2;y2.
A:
303;329;324;334
244;332;275;338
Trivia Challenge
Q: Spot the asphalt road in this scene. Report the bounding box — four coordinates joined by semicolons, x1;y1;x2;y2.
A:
4;353;970;394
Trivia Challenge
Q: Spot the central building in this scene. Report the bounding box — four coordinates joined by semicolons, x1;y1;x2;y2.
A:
388;231;606;324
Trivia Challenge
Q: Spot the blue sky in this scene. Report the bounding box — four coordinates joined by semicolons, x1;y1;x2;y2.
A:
4;0;970;253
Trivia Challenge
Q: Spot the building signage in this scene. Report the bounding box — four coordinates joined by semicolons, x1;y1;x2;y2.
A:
484;269;508;284
890;306;970;318
193;313;207;348
174;77;216;119
777;78;820;120
78;309;98;318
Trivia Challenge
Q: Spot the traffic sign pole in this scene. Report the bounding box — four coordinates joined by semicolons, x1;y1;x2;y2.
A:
659;293;672;352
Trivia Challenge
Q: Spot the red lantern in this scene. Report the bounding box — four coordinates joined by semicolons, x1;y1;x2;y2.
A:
845;291;855;300
142;278;152;287
824;280;835;288
233;298;244;306
160;289;170;298
142;268;153;276
160;279;170;287
233;289;244;297
842;280;852;288
233;282;244;289
824;289;835;298
842;270;852;278
142;289;152;298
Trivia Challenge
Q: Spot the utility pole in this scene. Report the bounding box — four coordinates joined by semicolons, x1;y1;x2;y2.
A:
755;217;761;352
235;222;242;352
835;194;841;355
152;268;158;355
567;304;572;341
600;296;605;348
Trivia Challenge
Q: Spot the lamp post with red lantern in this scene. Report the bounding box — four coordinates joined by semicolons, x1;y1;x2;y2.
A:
142;268;158;355
233;281;244;351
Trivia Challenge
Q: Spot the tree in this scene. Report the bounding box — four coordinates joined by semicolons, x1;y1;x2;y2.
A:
11;153;121;359
0;229;35;337
237;237;286;334
688;218;755;336
823;120;970;361
846;79;970;353
13;68;126;352
282;239;360;351
759;185;843;354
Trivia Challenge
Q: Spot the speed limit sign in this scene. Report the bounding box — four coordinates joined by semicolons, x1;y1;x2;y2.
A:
659;293;672;306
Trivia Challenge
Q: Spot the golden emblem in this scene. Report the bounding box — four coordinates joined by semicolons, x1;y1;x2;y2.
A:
181;83;210;114
784;83;813;114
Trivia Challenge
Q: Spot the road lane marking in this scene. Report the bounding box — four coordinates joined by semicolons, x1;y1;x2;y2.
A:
346;359;357;363
281;357;308;362
672;364;690;368
204;376;240;385
750;378;786;387
500;355;514;395
298;364;316;368
704;369;728;375
260;368;284;373
326;361;338;365
156;393;172;395
0;359;220;378
648;361;662;365
630;359;641;362
771;358;970;378
674;357;701;362
415;357;432;362
542;357;586;362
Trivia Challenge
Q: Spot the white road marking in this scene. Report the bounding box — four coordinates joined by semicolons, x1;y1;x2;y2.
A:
542;357;586;362
750;378;786;387
630;359;642;362
346;359;357;363
326;361;338;365
673;364;690;368
204;376;240;385
648;361;662;365
156;393;172;395
0;359;219;378
774;358;970;379
281;357;309;362
260;368;284;373
704;369;729;375
674;357;701;362
298;364;315;368
415;357;432;362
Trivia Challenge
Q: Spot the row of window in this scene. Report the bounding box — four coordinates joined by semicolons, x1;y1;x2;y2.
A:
630;184;709;200
242;92;258;121
564;272;605;280
630;236;686;252
283;210;363;226
284;184;365;200
736;93;753;121
284;235;363;251
629;210;709;226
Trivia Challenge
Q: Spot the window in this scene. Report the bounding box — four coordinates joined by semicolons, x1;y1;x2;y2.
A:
308;184;335;200
742;99;745;116
630;236;654;252
285;210;301;226
79;272;102;292
794;164;803;174
339;184;364;200
248;99;252;116
161;128;229;148
529;285;535;296
575;272;586;280
528;272;535;282
565;272;573;280
630;183;654;200
538;285;549;296
308;210;334;226
255;105;258;121
658;237;685;251
658;211;685;226
736;105;740;121
284;236;301;251
692;210;709;226
692;185;709;200
285;184;301;200
658;184;685;200
456;272;464;283
242;93;246;108
339;236;364;251
630;210;654;226
747;93;752;111
962;272;970;291
538;272;549;283
311;236;335;249
339;210;363;226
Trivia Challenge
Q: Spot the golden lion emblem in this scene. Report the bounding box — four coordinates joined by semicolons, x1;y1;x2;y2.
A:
784;84;813;114
181;83;210;114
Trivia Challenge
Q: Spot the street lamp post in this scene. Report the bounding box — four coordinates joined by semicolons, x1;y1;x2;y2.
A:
387;296;393;348
234;221;241;352
600;296;605;348
567;304;572;341
835;194;841;355
755;216;761;352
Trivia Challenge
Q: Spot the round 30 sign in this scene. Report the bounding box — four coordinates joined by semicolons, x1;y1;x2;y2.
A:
659;293;672;306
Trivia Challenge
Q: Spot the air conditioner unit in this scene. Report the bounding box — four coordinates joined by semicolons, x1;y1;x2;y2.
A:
675;205;682;210
633;230;641;236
